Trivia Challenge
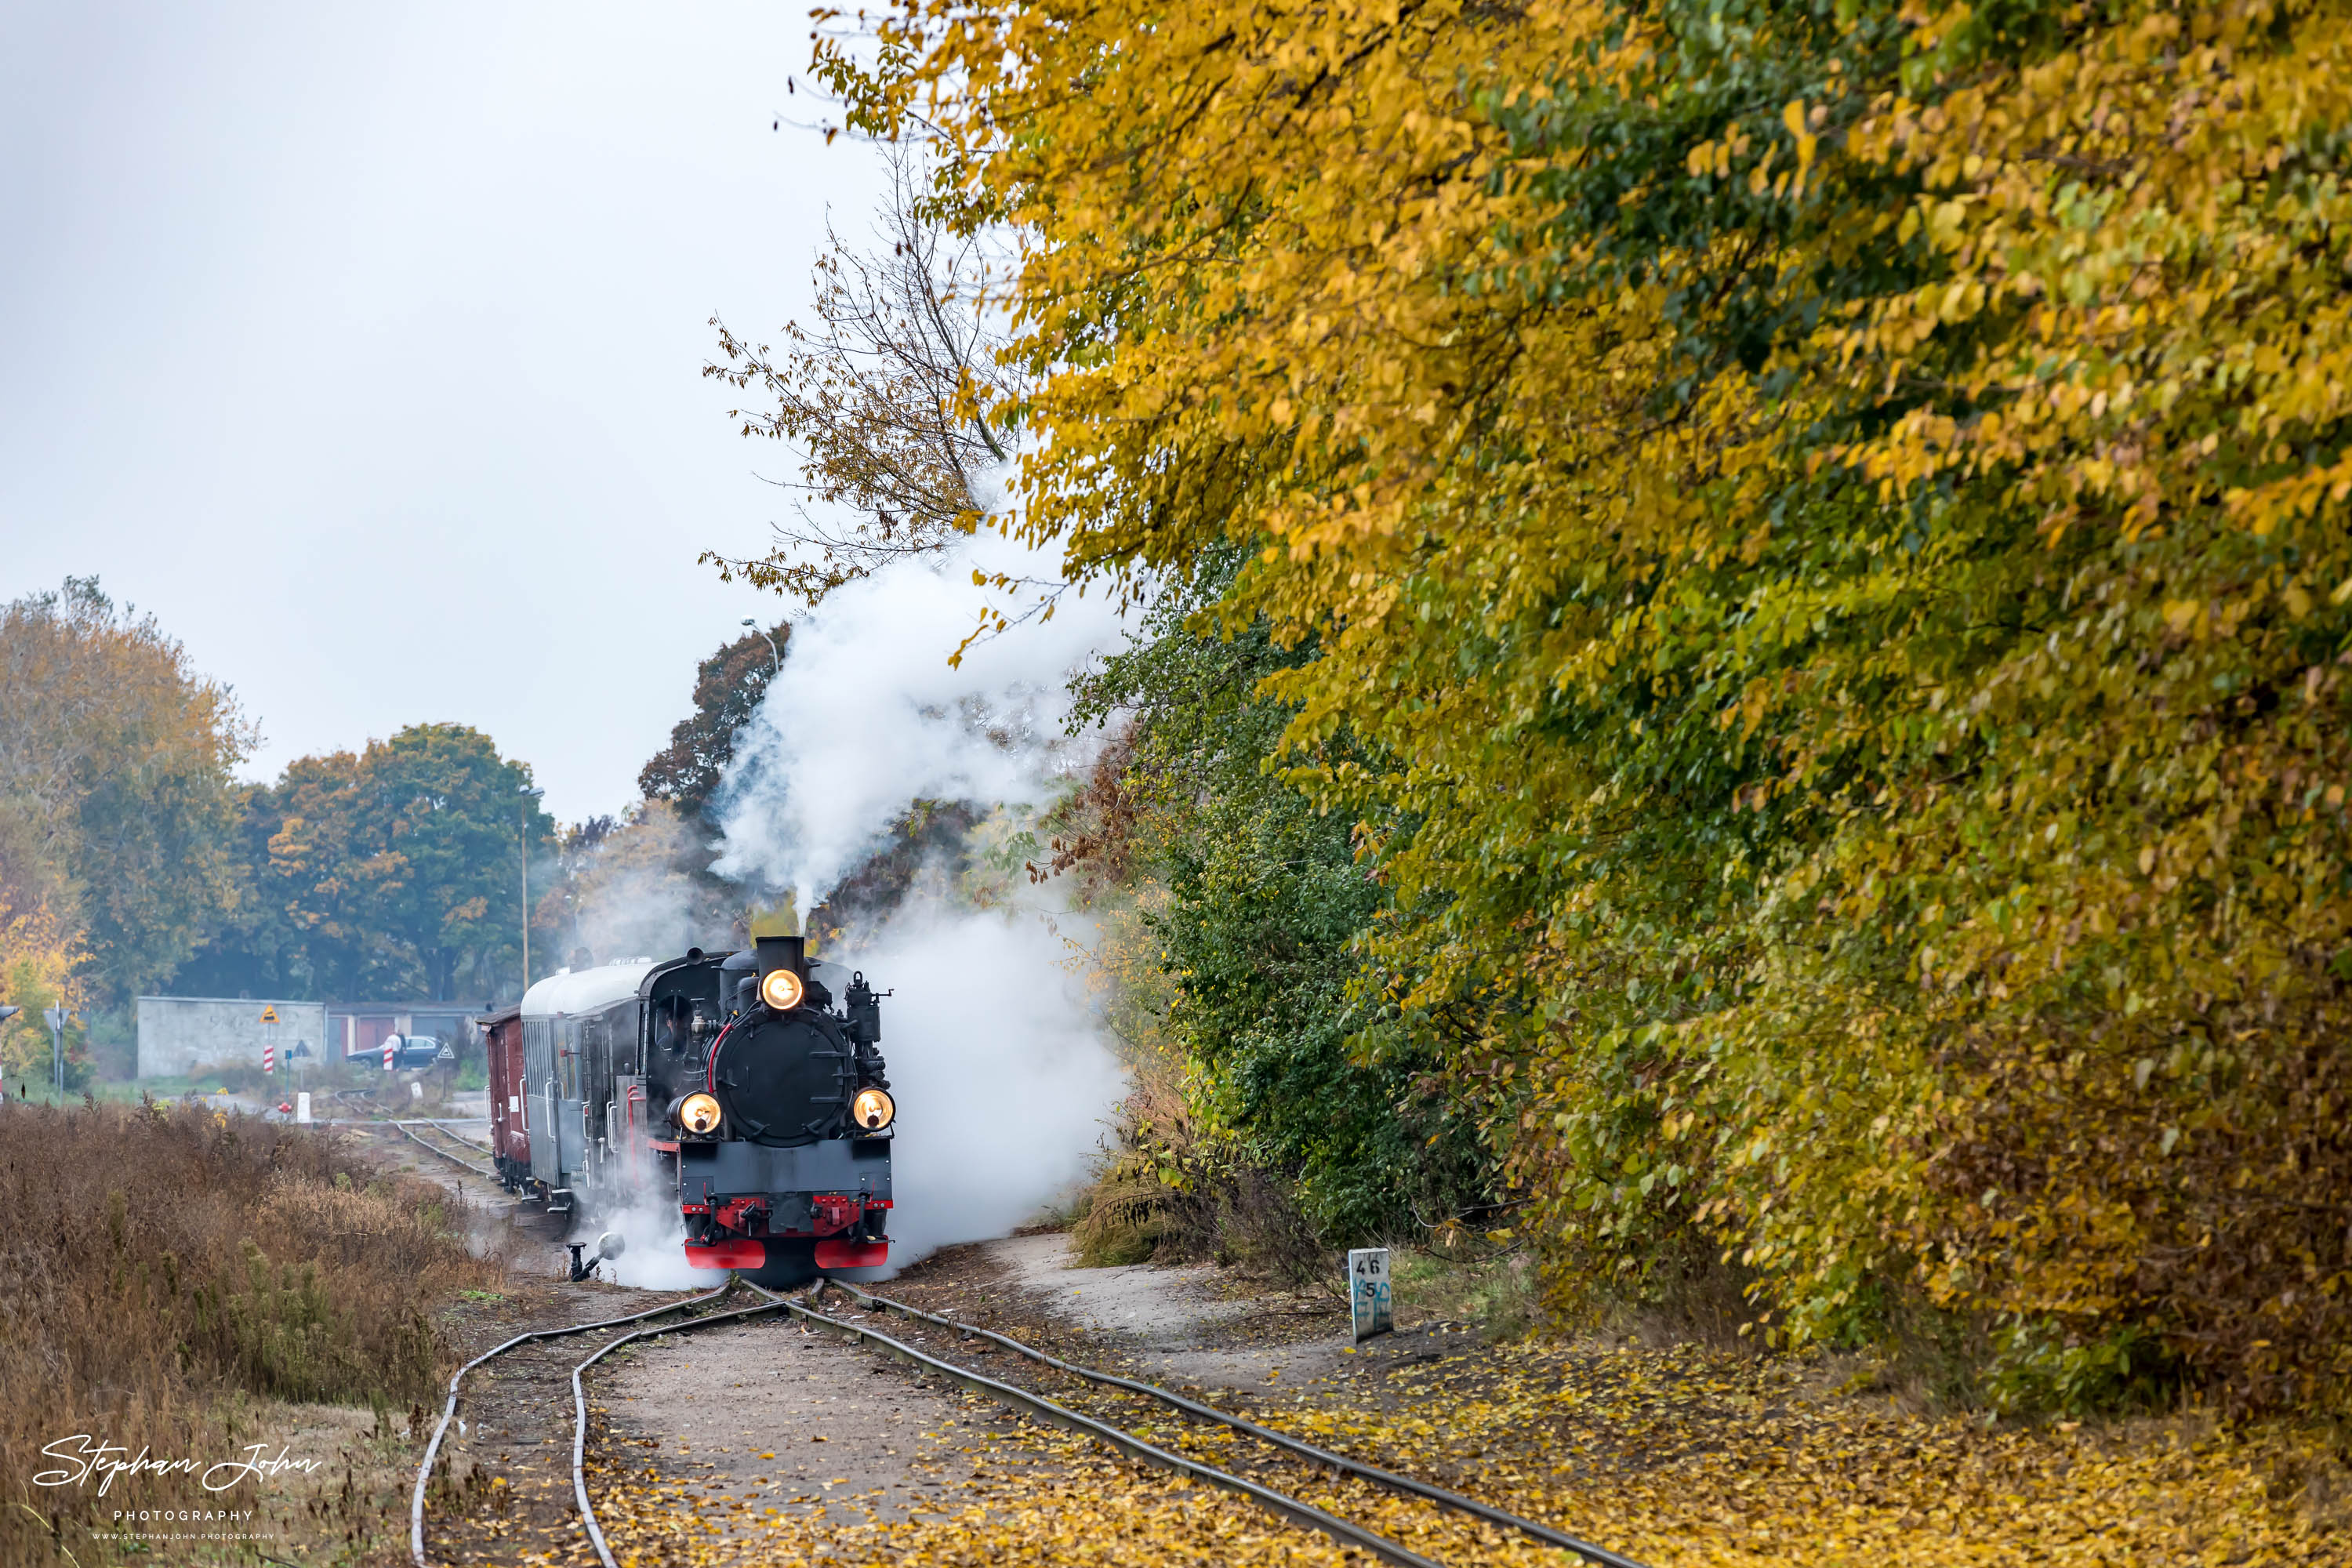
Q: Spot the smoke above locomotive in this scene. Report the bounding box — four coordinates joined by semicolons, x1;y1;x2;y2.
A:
482;936;894;1287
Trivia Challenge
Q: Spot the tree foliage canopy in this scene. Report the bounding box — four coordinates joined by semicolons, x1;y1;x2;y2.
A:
839;0;2352;1409
187;725;554;1004
637;620;793;824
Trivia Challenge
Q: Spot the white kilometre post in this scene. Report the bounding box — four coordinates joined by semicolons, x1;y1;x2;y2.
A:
1348;1247;1393;1342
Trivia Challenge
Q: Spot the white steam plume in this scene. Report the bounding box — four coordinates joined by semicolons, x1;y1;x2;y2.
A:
832;904;1129;1264
565;800;735;964
566;865;699;967
601;1192;731;1290
713;529;1132;1264
713;533;1121;902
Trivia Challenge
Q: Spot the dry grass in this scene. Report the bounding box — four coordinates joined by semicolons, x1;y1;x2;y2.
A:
1071;1072;1339;1290
0;1098;499;1566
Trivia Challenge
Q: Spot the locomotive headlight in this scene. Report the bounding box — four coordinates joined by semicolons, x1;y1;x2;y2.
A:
678;1092;723;1134
758;967;806;1011
851;1087;895;1131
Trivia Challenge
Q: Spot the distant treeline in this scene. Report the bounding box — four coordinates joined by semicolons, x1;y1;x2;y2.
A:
0;576;792;1083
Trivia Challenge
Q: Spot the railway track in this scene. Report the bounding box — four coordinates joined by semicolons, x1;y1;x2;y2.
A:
408;1283;753;1568
408;1118;494;1154
809;1279;1647;1568
383;1118;500;1181
758;1283;1447;1567
410;1272;1653;1568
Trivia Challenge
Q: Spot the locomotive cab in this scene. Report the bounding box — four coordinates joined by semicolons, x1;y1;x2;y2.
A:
648;935;894;1287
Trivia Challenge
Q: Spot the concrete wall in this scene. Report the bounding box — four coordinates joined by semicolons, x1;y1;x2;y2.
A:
136;996;330;1080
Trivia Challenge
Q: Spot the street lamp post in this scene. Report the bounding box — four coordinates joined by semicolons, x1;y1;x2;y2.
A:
43;1006;69;1099
740;619;782;675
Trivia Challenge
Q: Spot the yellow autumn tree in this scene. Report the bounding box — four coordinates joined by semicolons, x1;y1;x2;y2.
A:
826;0;2352;1410
0;900;81;1087
0;578;249;1014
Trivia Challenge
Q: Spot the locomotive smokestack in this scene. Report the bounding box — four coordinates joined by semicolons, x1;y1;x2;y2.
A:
753;935;806;983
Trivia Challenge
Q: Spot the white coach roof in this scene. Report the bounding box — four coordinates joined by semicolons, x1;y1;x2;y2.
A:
520;959;657;1018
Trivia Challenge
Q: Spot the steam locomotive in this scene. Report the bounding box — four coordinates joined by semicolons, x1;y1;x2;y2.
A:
481;936;894;1286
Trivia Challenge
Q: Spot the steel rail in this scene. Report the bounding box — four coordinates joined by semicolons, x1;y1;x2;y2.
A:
748;1283;1448;1568
567;1296;800;1567
830;1281;1649;1568
409;1285;734;1568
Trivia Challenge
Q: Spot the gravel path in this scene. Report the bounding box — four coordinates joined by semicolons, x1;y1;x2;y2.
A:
993;1231;1260;1338
988;1232;1367;1392
599;1314;1050;1533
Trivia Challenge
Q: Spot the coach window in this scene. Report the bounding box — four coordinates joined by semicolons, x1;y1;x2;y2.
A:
581;1014;608;1105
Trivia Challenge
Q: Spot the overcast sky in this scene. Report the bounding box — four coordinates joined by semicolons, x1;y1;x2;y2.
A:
2;3;886;822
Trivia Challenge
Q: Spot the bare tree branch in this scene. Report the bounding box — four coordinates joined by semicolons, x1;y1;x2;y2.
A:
702;143;1023;607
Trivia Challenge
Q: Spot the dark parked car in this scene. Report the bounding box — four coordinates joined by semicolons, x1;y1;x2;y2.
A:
384;1033;453;1070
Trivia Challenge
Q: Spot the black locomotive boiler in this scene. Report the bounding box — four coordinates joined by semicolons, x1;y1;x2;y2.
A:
484;935;895;1286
